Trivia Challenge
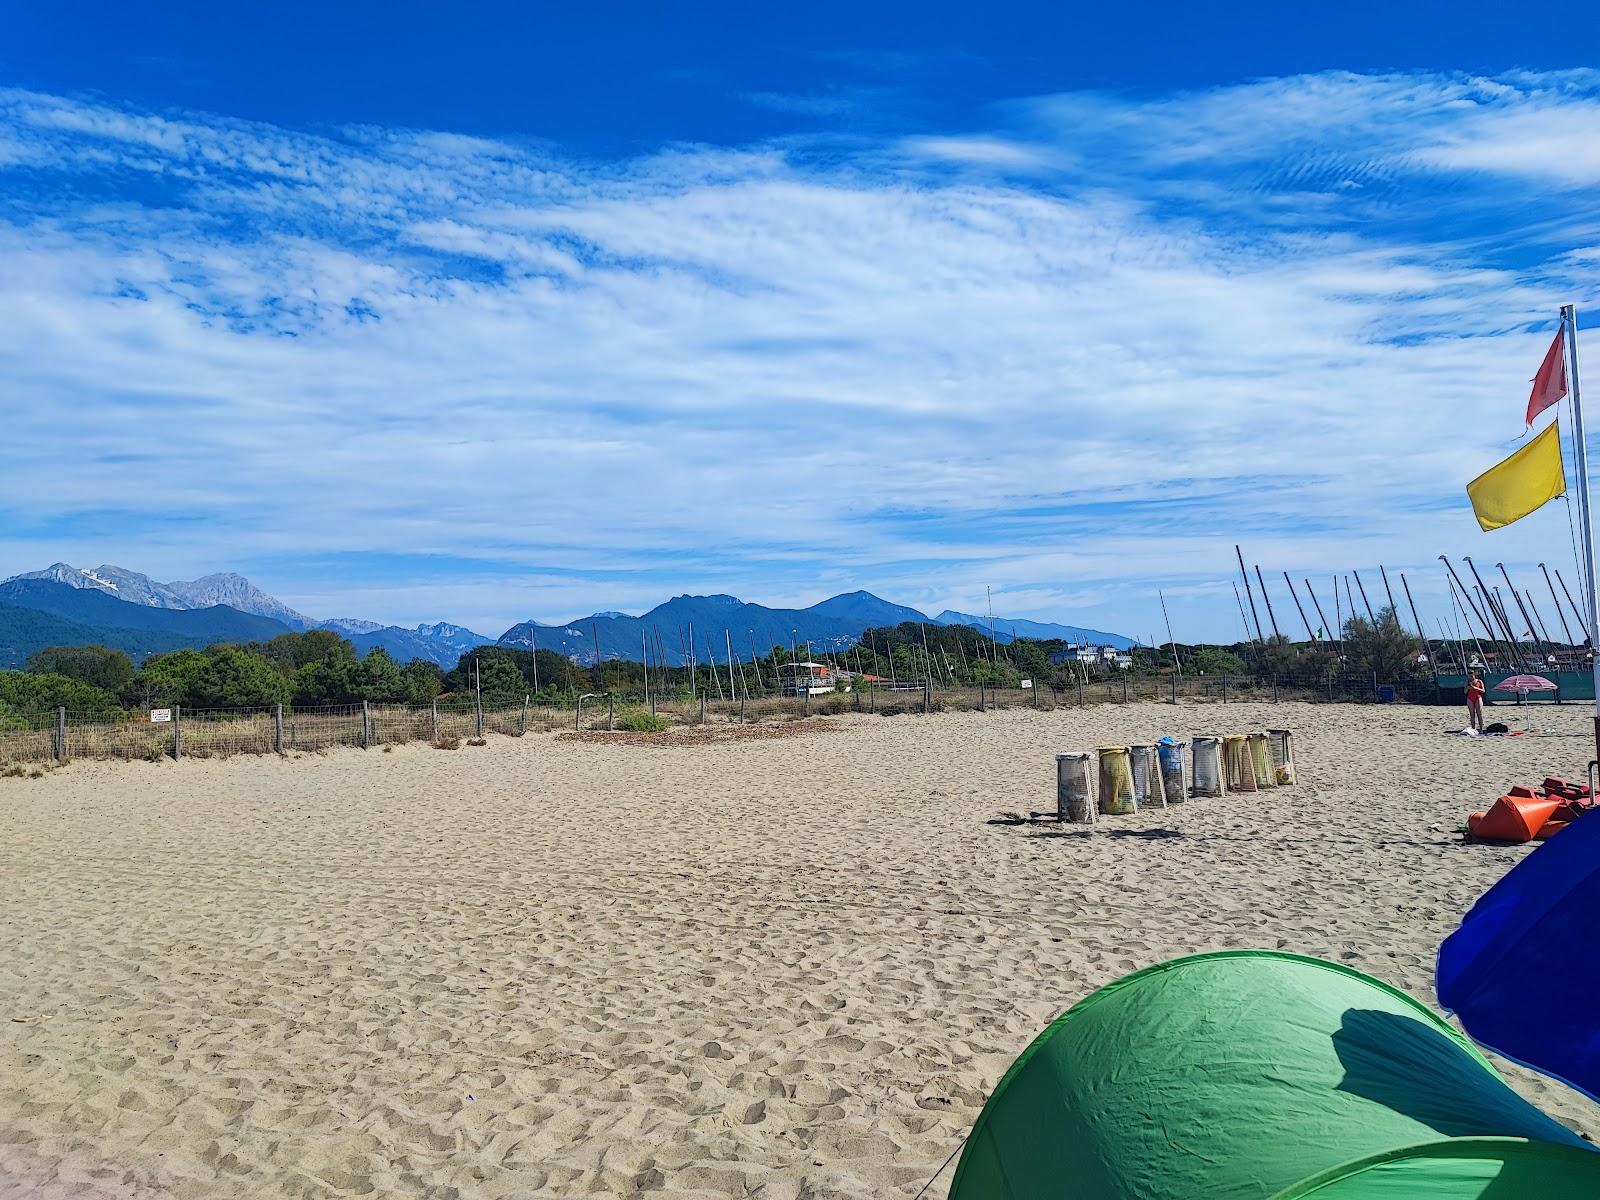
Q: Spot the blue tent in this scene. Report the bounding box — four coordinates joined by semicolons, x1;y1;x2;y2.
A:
1438;809;1600;1102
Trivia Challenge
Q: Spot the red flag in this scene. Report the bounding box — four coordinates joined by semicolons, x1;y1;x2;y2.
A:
1526;327;1568;425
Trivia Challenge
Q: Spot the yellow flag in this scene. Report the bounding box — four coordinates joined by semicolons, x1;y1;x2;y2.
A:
1466;420;1566;531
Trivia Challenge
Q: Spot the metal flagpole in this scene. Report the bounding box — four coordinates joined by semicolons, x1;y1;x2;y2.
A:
1560;304;1600;765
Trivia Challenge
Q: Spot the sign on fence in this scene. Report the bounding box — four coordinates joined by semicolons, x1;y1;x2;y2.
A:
149;708;172;723
1020;679;1033;689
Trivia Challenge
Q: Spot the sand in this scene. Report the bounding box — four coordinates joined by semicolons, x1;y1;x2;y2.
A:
3;700;1598;1198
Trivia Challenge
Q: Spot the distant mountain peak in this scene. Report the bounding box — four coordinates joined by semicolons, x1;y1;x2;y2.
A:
6;561;312;628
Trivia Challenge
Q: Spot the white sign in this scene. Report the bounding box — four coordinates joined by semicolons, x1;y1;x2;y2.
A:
149;708;172;724
1020;678;1033;689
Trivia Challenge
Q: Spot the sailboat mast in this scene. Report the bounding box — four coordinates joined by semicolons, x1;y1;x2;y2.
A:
1158;589;1181;677
1540;563;1578;646
1304;578;1336;651
1253;565;1281;639
1236;546;1264;642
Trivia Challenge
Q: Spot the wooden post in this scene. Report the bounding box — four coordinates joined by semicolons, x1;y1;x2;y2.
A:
361;700;370;749
1121;675;1128;703
1170;674;1177;705
1033;681;1040;708
1272;675;1279;704
474;658;484;737
1077;678;1084;707
521;694;529;735
1372;671;1379;701
274;703;284;754
741;693;747;723
55;706;66;763
173;704;182;761
1222;676;1229;703
700;693;707;723
608;694;614;731
431;699;439;742
923;680;931;714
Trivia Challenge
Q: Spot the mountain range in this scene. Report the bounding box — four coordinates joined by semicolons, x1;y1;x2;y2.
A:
498;591;934;666
932;611;1132;647
0;562;1135;668
8;564;495;667
16;562;313;629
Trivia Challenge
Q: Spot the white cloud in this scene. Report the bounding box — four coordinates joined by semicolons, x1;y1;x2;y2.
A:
0;74;1596;638
897;135;1051;168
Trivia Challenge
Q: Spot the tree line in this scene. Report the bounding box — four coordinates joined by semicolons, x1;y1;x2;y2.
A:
0;606;1430;726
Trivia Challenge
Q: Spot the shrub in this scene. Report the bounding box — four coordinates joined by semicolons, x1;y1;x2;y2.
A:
615;709;670;733
434;737;460;750
466;737;487;747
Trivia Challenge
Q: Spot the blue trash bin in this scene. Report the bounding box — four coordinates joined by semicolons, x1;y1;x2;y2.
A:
1377;684;1395;703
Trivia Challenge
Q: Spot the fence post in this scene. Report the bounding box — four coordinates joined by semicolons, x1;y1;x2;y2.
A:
361;700;370;749
608;694;614;731
803;688;809;717
741;693;747;723
1122;675;1128;703
274;703;284;754
1033;682;1040;708
521;694;529;735
1272;674;1279;704
701;693;707;723
870;686;876;713
475;688;484;738
1372;671;1379;701
1327;673;1334;703
1222;676;1228;703
173;704;182;761
431;699;439;742
55;706;66;763
1077;678;1084;707
977;683;984;712
1171;674;1177;705
924;681;931;714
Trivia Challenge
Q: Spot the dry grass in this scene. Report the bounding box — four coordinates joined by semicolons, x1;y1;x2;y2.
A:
558;717;844;748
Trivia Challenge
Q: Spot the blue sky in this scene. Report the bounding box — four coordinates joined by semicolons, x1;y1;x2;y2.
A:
3;4;1600;640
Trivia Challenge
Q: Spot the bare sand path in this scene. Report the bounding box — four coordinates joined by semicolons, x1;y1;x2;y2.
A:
3;701;1597;1198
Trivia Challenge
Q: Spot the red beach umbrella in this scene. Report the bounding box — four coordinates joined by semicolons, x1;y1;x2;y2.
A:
1493;674;1559;694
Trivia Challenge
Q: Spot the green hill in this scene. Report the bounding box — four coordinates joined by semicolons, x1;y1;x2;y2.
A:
0;604;199;668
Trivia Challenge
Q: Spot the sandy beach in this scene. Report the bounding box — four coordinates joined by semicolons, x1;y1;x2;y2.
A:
4;700;1598;1199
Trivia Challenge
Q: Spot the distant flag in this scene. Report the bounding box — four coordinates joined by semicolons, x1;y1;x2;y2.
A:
1466;420;1567;531
1527;327;1568;426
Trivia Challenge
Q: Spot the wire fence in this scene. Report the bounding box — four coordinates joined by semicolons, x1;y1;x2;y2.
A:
0;671;1490;768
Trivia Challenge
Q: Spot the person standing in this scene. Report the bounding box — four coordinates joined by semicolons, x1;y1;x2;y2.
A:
1466;672;1486;732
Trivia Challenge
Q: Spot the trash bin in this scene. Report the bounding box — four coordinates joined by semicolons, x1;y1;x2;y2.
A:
1377;684;1396;703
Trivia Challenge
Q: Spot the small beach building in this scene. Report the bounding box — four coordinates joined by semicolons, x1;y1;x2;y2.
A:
778;661;837;696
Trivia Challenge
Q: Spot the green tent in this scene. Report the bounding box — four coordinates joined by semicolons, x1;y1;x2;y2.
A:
948;950;1600;1198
